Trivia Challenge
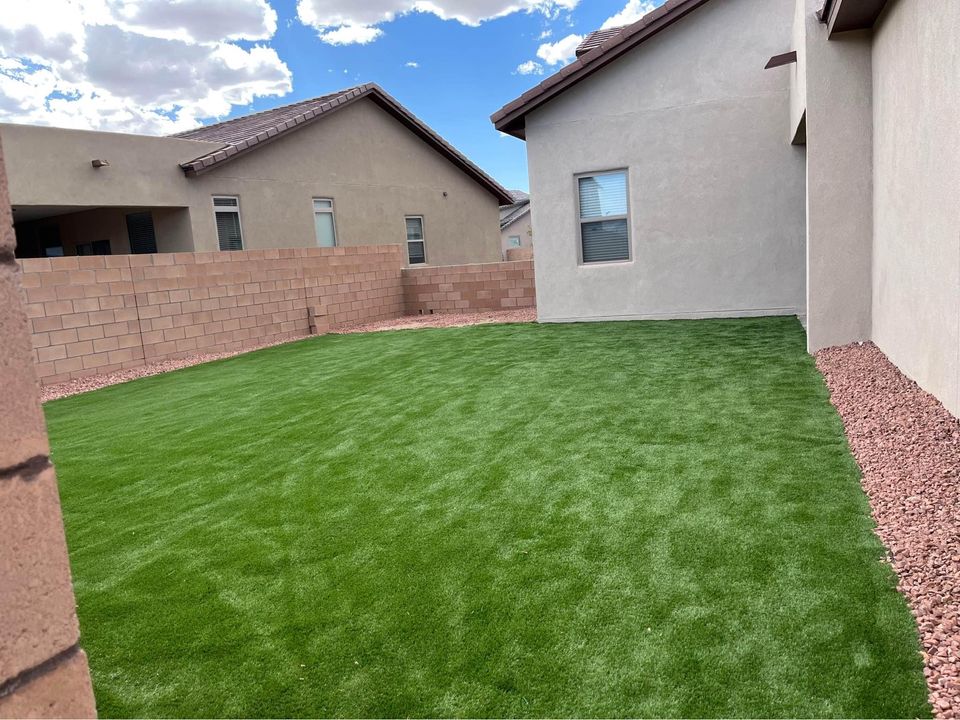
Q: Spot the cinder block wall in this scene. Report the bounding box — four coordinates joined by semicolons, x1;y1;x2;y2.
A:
402;260;535;315
19;246;406;385
0;145;97;715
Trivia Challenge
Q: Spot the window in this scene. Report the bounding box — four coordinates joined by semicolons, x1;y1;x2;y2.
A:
213;196;243;251
76;240;112;256
508;235;522;248
125;212;158;254
577;170;630;264
313;198;337;247
405;216;426;264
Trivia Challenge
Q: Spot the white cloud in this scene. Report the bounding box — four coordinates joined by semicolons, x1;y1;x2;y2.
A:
0;0;291;134
405;60;419;68
109;0;278;43
297;0;579;45
601;0;657;29
537;28;552;39
318;23;383;45
535;32;582;65
515;60;543;75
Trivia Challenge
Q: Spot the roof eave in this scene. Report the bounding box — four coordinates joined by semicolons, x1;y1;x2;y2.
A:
180;85;512;205
820;0;890;36
491;0;716;139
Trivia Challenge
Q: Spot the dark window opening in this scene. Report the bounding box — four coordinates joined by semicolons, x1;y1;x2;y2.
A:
126;212;158;254
76;240;112;256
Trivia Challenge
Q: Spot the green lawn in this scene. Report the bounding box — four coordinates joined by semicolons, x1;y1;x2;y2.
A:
46;317;929;718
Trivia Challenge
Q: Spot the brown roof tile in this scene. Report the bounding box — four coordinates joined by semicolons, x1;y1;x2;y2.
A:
575;26;627;57
177;84;512;204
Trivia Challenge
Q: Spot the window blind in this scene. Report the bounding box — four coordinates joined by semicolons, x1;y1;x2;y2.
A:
215;211;243;251
125;212;158;254
405;217;424;241
578;172;629;263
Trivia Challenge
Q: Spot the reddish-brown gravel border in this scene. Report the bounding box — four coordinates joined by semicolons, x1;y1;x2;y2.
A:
41;309;536;402
332;307;536;335
816;342;960;718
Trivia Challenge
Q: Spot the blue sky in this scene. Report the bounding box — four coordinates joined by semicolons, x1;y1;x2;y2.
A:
256;0;652;191
0;0;663;193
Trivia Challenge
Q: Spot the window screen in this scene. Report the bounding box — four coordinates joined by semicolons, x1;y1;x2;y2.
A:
405;216;426;264
313;198;336;247
125;212;158;254
213;197;243;251
578;171;630;263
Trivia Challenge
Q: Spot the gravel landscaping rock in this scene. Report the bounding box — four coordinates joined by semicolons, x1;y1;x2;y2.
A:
816;342;960;719
333;308;536;334
41;310;536;402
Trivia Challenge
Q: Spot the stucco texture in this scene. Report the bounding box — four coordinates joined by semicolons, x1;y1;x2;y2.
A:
524;0;805;323
802;22;874;352
870;0;960;419
0;97;502;265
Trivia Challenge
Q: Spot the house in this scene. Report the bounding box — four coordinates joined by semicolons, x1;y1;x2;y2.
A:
492;0;960;418
499;190;532;259
1;84;511;266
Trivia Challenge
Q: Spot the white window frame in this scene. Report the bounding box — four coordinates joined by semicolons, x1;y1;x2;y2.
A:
575;169;632;266
212;195;244;251
312;197;338;247
405;215;427;265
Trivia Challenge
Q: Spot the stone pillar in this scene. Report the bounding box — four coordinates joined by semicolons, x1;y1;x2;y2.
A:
0;141;96;717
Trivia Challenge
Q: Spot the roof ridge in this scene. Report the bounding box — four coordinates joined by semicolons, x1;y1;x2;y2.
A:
170;85;369;140
176;84;512;205
575;25;629;56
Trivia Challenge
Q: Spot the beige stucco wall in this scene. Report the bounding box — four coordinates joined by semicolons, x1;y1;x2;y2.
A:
187;99;501;265
870;0;960;418
500;211;532;259
525;0;805;323
803;20;874;352
0;97;502;265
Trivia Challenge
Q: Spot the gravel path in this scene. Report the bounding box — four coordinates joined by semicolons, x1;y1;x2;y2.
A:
816;342;960;718
41;309;536;402
333;308;536;334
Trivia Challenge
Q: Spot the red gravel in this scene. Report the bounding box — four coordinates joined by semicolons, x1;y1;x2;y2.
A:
816;342;960;718
41;310;536;402
333;308;536;334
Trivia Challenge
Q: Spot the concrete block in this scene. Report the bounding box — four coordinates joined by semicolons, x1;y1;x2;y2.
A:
0;265;49;469
0;650;95;718
0;465;80;682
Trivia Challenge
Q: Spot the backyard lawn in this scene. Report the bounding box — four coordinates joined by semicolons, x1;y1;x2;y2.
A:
46;317;930;718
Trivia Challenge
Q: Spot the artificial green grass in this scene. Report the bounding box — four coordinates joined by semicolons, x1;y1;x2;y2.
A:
46;317;929;718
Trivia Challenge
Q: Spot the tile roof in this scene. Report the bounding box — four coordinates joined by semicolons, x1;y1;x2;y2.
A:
176;84;512;205
507;189;529;203
575;27;627;56
499;201;531;231
173;90;349;145
491;0;716;139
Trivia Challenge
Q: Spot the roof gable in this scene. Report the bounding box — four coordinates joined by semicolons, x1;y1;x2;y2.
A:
178;84;512;205
491;0;716;139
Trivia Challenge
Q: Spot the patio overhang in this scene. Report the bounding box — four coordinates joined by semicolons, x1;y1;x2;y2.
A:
818;0;890;37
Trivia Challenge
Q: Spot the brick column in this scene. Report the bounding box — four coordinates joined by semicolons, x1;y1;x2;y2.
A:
0;144;96;716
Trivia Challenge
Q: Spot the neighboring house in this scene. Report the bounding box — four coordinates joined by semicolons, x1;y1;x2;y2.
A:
2;84;510;266
493;0;960;418
499;190;532;259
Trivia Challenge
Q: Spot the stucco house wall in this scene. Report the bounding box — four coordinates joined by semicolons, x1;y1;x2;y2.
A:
525;0;805;323
500;211;532;259
187;98;501;265
802;22;874;352
870;0;960;418
0;96;502;265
